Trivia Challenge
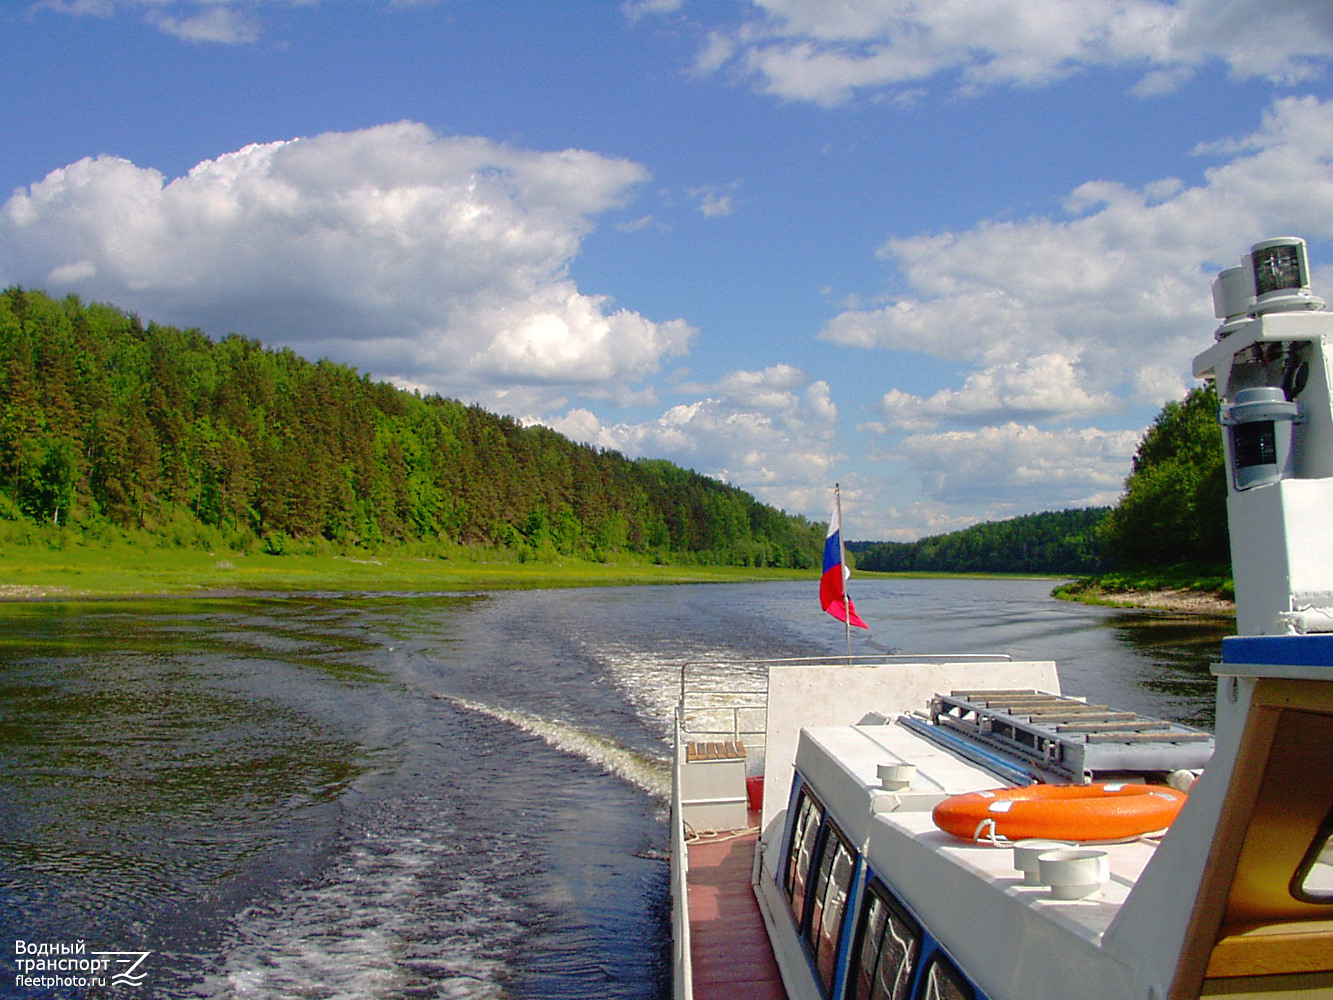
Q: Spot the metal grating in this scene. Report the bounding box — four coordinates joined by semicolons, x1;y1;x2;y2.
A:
929;689;1214;783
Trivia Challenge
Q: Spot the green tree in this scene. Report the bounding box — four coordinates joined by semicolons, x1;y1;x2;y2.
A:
1101;383;1228;568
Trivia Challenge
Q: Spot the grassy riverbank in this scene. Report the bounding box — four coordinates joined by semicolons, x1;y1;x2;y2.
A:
0;522;1237;615
1053;569;1235;615
0;531;813;600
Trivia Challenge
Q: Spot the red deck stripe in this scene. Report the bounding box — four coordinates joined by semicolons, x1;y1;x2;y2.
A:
686;830;788;1000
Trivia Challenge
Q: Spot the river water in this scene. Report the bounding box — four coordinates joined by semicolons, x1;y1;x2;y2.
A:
0;577;1232;999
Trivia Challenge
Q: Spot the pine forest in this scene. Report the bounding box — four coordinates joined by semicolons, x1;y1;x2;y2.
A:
0;288;825;569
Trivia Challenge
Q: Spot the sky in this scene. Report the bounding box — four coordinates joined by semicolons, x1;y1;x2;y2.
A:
3;1;1333;541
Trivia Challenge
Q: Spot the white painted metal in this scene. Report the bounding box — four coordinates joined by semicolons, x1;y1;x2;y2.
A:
670;734;694;1000
1194;253;1333;638
760;658;1059;831
679;753;748;830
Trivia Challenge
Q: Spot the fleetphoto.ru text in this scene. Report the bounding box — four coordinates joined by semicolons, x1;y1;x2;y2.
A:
12;939;151;992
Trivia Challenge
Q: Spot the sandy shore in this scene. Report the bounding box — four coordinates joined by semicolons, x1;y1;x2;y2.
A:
1079;587;1235;615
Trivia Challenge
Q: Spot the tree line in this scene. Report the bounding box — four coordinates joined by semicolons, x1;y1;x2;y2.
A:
850;507;1112;575
0;288;825;568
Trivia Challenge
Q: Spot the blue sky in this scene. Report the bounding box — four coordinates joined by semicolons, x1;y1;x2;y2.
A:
4;1;1333;540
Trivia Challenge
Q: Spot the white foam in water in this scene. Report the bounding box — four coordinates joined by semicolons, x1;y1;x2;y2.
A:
444;696;672;801
196;833;523;1000
581;641;772;741
597;647;686;735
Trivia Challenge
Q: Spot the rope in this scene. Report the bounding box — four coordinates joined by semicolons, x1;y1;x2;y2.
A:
971;817;1013;846
685;823;760;845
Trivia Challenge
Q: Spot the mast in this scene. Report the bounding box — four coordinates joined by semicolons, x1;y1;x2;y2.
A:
836;483;852;658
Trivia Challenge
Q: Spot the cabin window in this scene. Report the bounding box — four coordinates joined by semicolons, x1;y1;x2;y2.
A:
1292;802;1333;904
919;953;975;1000
849;880;921;1000
785;787;823;924
807;823;856;995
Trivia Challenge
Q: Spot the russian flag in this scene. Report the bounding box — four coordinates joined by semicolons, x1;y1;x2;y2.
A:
820;504;868;629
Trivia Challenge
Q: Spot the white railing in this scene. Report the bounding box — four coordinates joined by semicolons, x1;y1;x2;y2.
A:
670;735;693;1000
673;654;1013;756
675;657;771;762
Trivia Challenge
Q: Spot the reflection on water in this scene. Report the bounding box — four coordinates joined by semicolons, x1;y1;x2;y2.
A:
0;581;1231;999
1102;610;1235;730
0;600;384;996
0;594;675;1000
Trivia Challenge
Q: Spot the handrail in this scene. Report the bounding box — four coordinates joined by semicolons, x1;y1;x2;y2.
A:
677;652;1015;703
674;652;1014;753
670;734;693;1000
675;663;768;752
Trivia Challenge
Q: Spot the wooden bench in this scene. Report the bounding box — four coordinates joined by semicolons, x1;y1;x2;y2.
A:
686;740;746;763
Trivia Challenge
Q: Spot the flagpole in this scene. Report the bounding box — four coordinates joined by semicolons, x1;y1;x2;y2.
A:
836;483;851;659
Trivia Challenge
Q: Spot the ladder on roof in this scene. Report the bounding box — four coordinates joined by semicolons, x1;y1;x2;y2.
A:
930;689;1214;784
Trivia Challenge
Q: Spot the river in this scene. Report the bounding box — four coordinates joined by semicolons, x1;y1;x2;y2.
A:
0;577;1233;999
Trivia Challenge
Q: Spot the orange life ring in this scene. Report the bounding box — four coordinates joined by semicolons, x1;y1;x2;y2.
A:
931;782;1187;843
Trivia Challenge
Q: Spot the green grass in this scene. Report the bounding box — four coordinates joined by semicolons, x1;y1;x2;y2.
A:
0;530;812;600
1052;566;1234;606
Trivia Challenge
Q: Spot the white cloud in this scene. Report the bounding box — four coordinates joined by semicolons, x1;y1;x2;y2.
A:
30;0;425;43
857;501;997;543
688;182;742;218
891;423;1140;512
823;96;1333;419
845;418;1140;539
47;260;98;284
693;31;739;77
663;0;1333;105
31;0;115;16
623;0;685;21
0;123;694;409
878;354;1121;430
820;95;1333;536
148;6;262;44
538;365;839;513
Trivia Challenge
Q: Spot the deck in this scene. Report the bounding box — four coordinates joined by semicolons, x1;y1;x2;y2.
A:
685;826;787;1000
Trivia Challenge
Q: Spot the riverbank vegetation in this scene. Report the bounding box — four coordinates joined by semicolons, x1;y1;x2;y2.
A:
849;508;1111;576
1052;569;1233;608
0;518;811;599
0;288;824;587
1097;384;1229;572
0;288;1236;605
1058;383;1233;607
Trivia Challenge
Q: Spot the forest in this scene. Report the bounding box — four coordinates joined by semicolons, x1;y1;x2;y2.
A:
849;508;1111;575
0;288;825;569
0;286;1233;580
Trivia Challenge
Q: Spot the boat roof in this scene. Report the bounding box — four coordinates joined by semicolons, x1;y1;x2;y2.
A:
793;718;1180;996
798;719;1174;919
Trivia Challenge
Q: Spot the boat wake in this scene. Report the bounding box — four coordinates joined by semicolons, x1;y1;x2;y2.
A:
195;829;524;1000
442;695;671;801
